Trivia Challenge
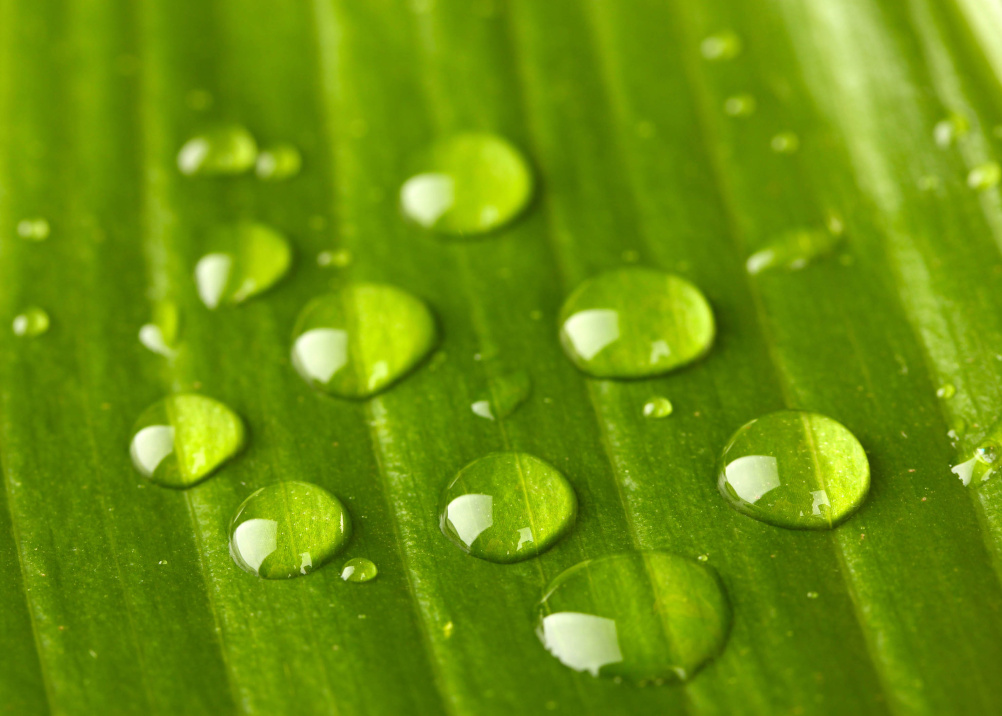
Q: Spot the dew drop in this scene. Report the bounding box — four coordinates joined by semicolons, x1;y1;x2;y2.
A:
16;218;50;241
129;393;245;488
976;442;998;465
718;410;869;529
12;307;49;337
806;591;819;599
317;249;352;268
936;383;956;399
746;228;842;275
439;452;576;563
471;370;531;421
559;267;715;379
177;125;258;176
723;94;756;117
229;481;351;579
255;143;302;181
643;396;673;419
341;557;378;583
400;133;533;236
968;162;1001;191
194;222;292;309
934;113;969;148
770;132;800;154
291;283;438;399
536;552;730;683
700;31;742;61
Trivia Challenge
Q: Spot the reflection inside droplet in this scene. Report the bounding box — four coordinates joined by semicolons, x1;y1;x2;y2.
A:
444;494;494;547
130;425;176;477
539;612;624;677
231;518;279;575
562;309;620;361
401;173;455;227
292;329;349;384
195;253;233;309
723;455;780;504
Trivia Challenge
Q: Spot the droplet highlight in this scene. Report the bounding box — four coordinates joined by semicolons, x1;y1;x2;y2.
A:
194;222;292;309
139;301;181;358
471;370;531;420
341;557;378;583
177;125;258;176
746;228;842;275
12;307;50;337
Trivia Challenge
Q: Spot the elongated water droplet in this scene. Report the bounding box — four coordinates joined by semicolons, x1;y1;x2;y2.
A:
17;218;50;241
968;162;1001;191
643;396;673;419
700;31;742;61
746;228;842;274
139;301;181;357
936;383;956;399
537;552;731;683
194;222;292;309
130;394;245;488
229;481;351;579
718;410;869;529
934;113;969;148
400;133;533;236
177;125;258;176
559;268;714;379
471;370;531;420
292;283;438;399
341;557;378;583
771;132;800;154
723;94;756;117
255;143;302;181
439;452;576;563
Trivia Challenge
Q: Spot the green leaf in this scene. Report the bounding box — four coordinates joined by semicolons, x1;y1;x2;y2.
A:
1;0;1002;713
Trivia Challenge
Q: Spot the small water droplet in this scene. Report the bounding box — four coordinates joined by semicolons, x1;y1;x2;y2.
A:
340;557;378;583
936;383;956;399
968;162;1001;191
12;307;50;337
255;143;302;181
746;228;842;275
700;31;742;61
934;113;969;148
317;248;352;268
537;552;730;683
559;267;715;379
400;133;533;236
439;452;576;563
723;94;756;117
443;621;454;638
139;301;181;357
976;442;998;465
806;591;819;599
718;410;870;530
177;125;258;176
129;393;245;488
471;370;531;421
292;283;438;399
696;553;709;562
16;218;50;241
229;481;352;579
643;397;673;419
770;132;800;154
194;222;292;309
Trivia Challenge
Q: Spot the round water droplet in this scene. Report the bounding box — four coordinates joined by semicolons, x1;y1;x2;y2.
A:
177;125;258;176
718;410;870;530
700;31;742;61
471;370;532;421
292;283;438;399
341;557;378;583
194;222;292;309
936;383;956;399
968;162;1001;191
746;228;842;275
229;481;352;579
400;133;533;236
16;218;50;241
723;94;756;117
976;442;999;465
934;113;969;148
130;394;245;488
771;132;800;154
806;591;819;599
439;452;576;563
255;143;302;181
558;268;715;379
12;307;50;337
536;552;731;683
643;396;673;419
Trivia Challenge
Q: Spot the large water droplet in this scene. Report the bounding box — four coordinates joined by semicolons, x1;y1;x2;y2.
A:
439;452;576;563
746;228;842;274
129;393;245;488
12;307;50;337
16;218;50;241
718;410;869;530
177;125;258;176
559;268;715;379
400;133;533;236
255;143;302;181
341;557;378;583
229;481;351;579
291;283;438;399
536;552;731;683
471;370;531;420
194;222;292;309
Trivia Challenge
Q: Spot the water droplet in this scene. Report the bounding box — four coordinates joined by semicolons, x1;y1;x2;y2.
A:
12;307;49;337
255;143;302;181
317;248;352;268
806;591;819;599
536;552;730;683
723;94;756;117
718;410;869;529
746;228;842;274
559;267;715;379
16;218;50;241
194;222;292;309
976;442;998;464
129;393;245;488
139;302;181;357
936;383;956;399
471;370;531;420
292;283;438;399
934;113;969;148
439;452;576;563
177;125;258;176
968;162;1001;191
400;133;533;236
770;132;800;154
700;31;742;61
340;557;378;583
229;481;351;579
643;397;673;419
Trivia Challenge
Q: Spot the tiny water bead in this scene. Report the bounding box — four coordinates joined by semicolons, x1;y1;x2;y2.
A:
718;410;870;530
968;162;1001;191
16;218;50;241
723;94;756;117
439;452;576;563
471;370;531;420
229;481;352;579
936;383;956;399
129;394;245;488
12;307;50;337
317;249;352;268
177;125;258;176
953;437;1002;487
643;397;673;419
292;283;438;399
400;133;533;236
700;31;742;61
559;268;715;379
194;222;292;309
341;557;378;583
746;228;842;275
255;143;302;181
536;552;731;683
934;113;969;148
770;132;800;154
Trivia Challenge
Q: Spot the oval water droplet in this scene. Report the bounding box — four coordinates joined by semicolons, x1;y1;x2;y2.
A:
194;222;292;309
700;31;742;61
746;228;842;275
255;143;302;181
177;125;258;176
723;94;756;117
341;557;378;583
643;396;673;419
12;307;50;337
770;132;800;154
537;552;731;683
934;113;969;148
129;393;245;488
968;162;1001;191
936;383;956;399
439;452;576;563
559;267;715;379
471;370;531;420
718;410;870;530
400;133;533;236
292;283;438;399
16;218;50;241
229;481;352;579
